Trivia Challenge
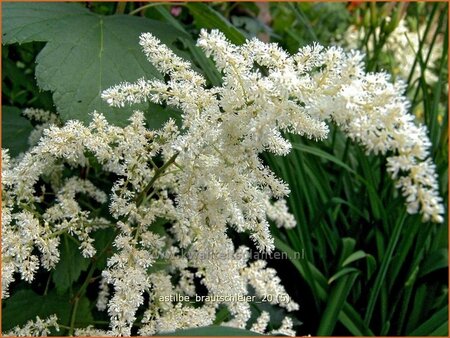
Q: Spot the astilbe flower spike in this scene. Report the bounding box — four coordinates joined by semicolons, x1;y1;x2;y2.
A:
3;29;443;337
104;29;444;223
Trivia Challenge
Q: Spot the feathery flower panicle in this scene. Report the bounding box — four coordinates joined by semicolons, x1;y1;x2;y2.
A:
271;317;297;336
103;29;443;223
2;28;444;337
251;311;271;334
2;107;298;334
5;315;59;336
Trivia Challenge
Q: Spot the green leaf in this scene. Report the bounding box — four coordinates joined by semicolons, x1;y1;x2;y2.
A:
408;305;448;336
1;105;33;156
339;303;375;336
365;254;377;280
213;305;231;325
357;153;385;221
146;102;182;129
317;273;359;335
153;6;222;87
330;197;369;221
274;236;374;336
338;237;356;266
2;3;190;126
250;300;296;330
2;289;92;331
328;267;359;284
291;143;358;176
3;289;68;331
342;250;369;267
419;248;448;278
429;321;449;336
92;228;116;270
158;325;262;336
52;235;90;295
74;296;94;328
364;211;407;325
274;236;328;299
186;3;246;45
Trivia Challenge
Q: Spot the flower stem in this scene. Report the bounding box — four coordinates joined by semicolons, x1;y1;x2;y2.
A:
134;152;179;207
68;232;116;335
115;2;127;14
68;297;80;336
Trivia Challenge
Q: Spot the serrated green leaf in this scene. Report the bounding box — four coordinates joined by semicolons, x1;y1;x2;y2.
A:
2;3;190;126
52;235;90;295
146;102;182;130
92;228;116;270
2;105;33;156
75;296;94;328
3;289;69;331
2;289;92;331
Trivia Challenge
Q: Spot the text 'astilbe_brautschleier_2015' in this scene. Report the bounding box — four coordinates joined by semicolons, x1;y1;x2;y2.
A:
2;29;444;336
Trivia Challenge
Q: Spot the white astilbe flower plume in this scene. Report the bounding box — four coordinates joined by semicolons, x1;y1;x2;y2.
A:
103;29;443;223
2;108;298;335
3;28;444;337
4;315;59;336
104;30;330;254
22;108;61;147
251;311;271;334
270;317;297;337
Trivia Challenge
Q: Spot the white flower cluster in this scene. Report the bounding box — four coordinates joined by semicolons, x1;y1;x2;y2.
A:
4;315;59;336
2;108;297;335
2;134;110;298
23;108;61;146
342;19;443;84
104;29;443;223
250;311;296;336
2;28;444;336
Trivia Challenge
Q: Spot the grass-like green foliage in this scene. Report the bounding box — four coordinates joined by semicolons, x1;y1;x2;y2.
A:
2;2;447;336
264;2;448;336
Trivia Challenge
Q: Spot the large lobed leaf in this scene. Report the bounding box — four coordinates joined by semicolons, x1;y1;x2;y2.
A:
159;326;262;336
2;2;191;126
2;289;92;332
1;106;33;156
51;235;90;295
